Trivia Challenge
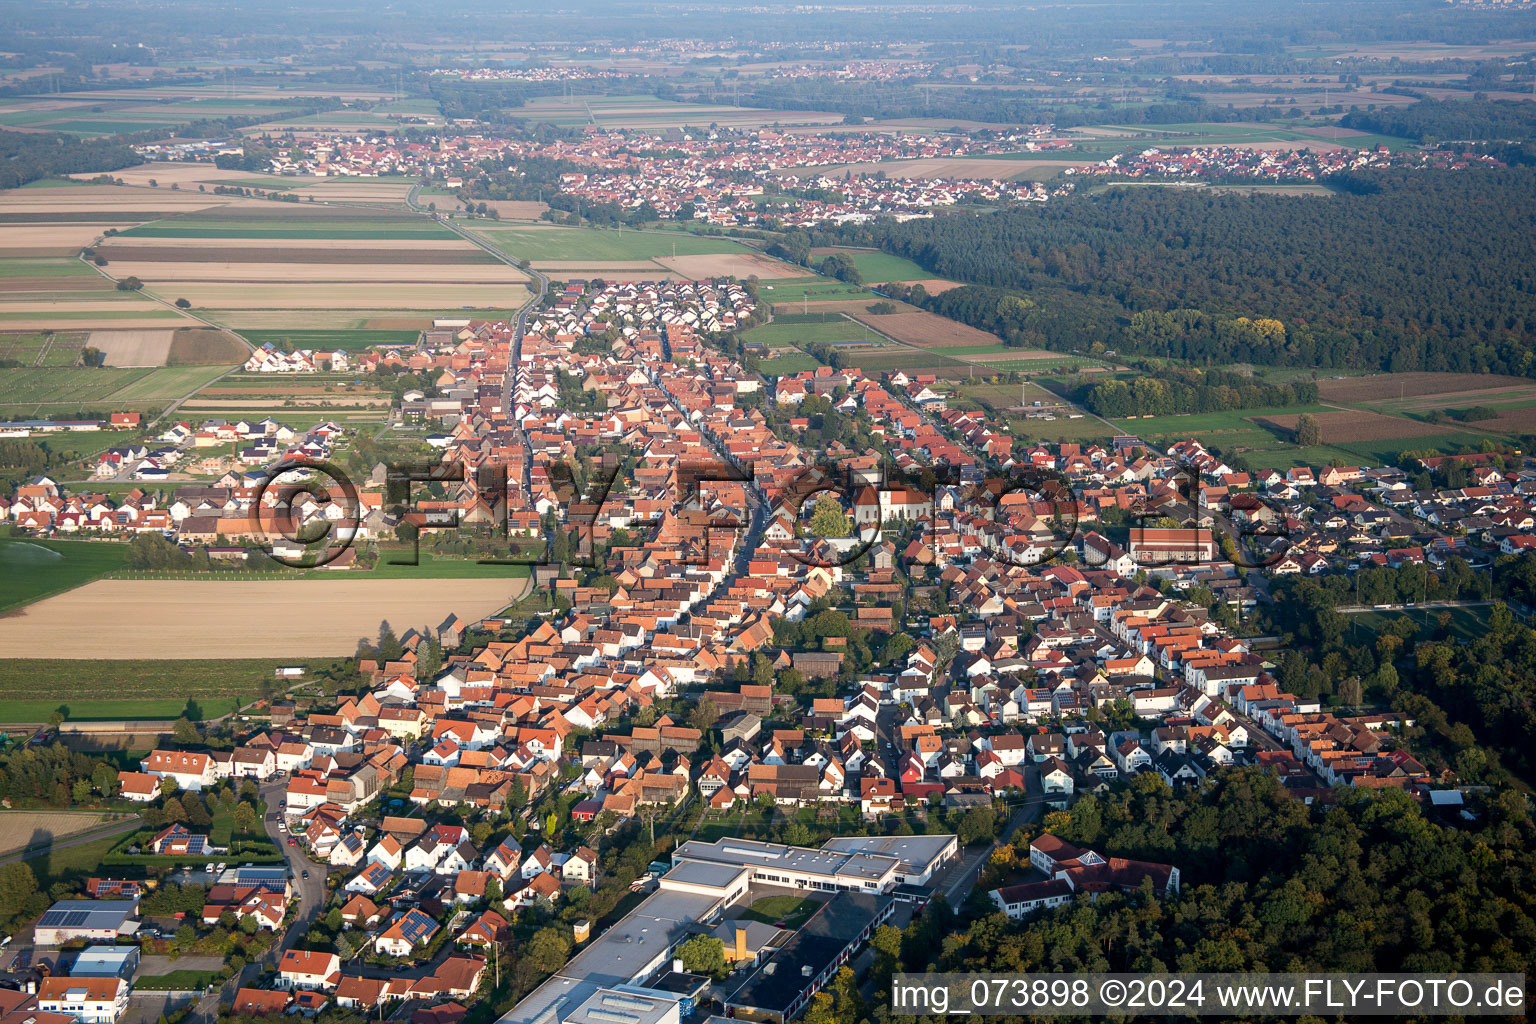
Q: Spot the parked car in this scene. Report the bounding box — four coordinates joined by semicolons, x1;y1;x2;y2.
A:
301;870;309;879
287;838;297;846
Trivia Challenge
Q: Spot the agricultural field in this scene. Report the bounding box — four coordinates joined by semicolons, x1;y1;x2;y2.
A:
0;656;341;723
0;577;529;659
1256;409;1482;444
0;537;129;613
0;330;88;367
0;811;122;855
846;251;942;286
469;224;790;282
741;318;875;349
0;94;308;137
240;329;421;351
94;202;531;333
0;364;230;416
759;277;883;307
512;93;844;130
1316;372;1536;406
852;309;1006;349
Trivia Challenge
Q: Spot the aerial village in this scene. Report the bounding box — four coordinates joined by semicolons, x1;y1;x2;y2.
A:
0;269;1524;1024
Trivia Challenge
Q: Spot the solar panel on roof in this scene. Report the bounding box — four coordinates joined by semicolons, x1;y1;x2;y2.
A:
37;911;67;927
64;911;91;927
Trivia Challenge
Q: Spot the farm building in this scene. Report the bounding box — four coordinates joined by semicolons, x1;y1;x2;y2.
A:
33;900;139;946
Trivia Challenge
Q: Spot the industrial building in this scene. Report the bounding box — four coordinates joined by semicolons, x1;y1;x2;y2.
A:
497;834;955;1024
723;891;896;1024
33;901;139;946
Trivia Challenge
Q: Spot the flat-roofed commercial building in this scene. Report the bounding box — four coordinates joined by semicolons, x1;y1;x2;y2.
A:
560;987;681;1024
724;891;896;1024
33;901;139;946
497;887;726;1024
670;838;900;894
670;834;958;895
816;834;958;886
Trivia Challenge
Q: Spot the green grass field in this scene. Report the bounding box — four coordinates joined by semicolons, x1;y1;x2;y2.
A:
0;365;229;412
0;259;97;278
0;656;343;723
471;225;751;262
760;278;881;305
739;895;821;927
240;329;421;351
741;319;871;348
758;354;820;375
1346;606;1490;643
25;834;121;889
1111;405;1329;438
847;251;937;284
0;537;128;613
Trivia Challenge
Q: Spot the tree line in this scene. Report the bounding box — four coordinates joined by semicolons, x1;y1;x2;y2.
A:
1067;366;1319;418
835;168;1536;377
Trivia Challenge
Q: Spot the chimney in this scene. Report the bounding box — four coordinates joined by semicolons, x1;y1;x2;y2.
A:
735;926;747;962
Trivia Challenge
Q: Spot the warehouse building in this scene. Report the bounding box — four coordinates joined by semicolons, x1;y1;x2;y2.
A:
33;901;139;946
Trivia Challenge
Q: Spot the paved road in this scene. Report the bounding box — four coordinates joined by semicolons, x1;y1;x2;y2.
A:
188;778;328;1023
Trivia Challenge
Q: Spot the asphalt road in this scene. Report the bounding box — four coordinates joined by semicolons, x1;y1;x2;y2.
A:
188;778;329;1022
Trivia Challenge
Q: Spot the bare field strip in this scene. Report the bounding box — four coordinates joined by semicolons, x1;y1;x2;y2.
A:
96;245;496;265
897;279;963;295
0;224;130;250
0;811;117;854
1468;408;1536;433
1255;410;1463;443
111;261;529;283
0;316;184;330
803;156;1086;180
90;329;175;367
1318;372;1535;404
152;282;531;309
0;578;526;659
96;236;476;250
657;253;802;279
853;310;1004;348
0;297;168;313
72;163;301;189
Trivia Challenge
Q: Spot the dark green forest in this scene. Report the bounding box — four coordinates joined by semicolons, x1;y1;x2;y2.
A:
891;771;1535;995
839;168;1536;375
1340;97;1536;144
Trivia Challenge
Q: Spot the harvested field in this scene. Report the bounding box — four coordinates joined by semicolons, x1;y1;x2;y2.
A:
656;252;801;279
1317;372;1534;404
156;282;529;309
105;261;527;283
801;156;1088;180
483;200;549;220
897;279;963;295
0;315;186;331
96;236;480;252
1468;408;1536;434
854;310;1004;348
89;329;174;366
533;260;671;274
0;578;528;659
1255;410;1464;443
167;327;247;365
0;811;118;854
